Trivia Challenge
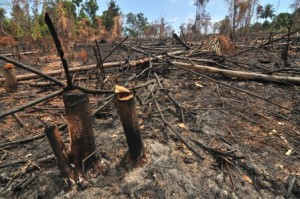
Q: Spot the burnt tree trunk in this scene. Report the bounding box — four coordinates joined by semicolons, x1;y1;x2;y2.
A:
63;89;96;171
4;63;18;93
45;126;77;187
115;85;144;162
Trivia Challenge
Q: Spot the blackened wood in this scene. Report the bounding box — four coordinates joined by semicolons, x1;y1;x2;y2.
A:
115;85;144;162
63;89;96;171
13;113;24;127
172;33;191;50
0;89;64;119
44;12;73;88
45;126;77;187
95;40;105;74
4;63;18;93
103;36;128;62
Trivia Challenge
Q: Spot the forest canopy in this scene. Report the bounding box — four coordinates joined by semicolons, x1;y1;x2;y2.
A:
0;0;299;43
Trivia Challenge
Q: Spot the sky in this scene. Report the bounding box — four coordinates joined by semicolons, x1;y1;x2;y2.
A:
96;0;293;32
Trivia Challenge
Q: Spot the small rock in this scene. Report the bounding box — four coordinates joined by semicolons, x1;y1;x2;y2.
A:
215;173;224;186
210;186;220;197
0;172;9;183
220;190;229;198
258;180;272;189
184;157;194;164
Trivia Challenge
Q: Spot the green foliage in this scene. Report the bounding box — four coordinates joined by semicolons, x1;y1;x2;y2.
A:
63;1;77;19
291;7;300;29
262;20;270;30
102;0;120;31
72;0;83;8
124;12;148;38
0;8;5;22
83;0;99;26
273;13;293;30
218;16;231;35
259;4;275;21
250;22;262;32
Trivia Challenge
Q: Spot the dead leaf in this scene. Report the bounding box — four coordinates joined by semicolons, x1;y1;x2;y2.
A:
195;81;204;88
242;175;252;184
178;123;187;129
285;149;293;156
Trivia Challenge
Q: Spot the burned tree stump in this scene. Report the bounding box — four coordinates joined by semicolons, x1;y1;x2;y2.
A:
4;63;18;93
45;126;77;187
115;85;144;162
63;89;96;171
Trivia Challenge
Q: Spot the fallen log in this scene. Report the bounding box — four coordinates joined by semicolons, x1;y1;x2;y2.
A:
0;62;125;83
0;50;185;83
172;60;300;85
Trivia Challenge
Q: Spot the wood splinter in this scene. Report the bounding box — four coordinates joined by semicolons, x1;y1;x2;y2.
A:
115;85;144;162
4;63;18;93
63;89;96;171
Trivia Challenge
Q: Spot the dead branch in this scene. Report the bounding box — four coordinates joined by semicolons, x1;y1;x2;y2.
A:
45;12;72;88
0;89;64;119
170;61;297;115
103;36;128;62
152;93;204;160
0;55;65;87
172;33;191;50
173;60;300;85
0;134;45;148
0;50;185;83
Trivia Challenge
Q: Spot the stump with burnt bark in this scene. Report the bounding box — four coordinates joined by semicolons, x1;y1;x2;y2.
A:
4;63;18;93
115;85;144;162
63;89;96;171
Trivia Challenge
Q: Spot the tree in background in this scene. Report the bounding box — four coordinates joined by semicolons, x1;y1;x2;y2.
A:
102;0;120;32
218;16;231;35
72;0;83;18
144;22;160;39
290;1;300;30
256;4;263;22
194;0;209;34
124;12;148;38
201;12;211;34
273;13;293;31
0;8;7;36
224;0;259;39
259;3;275;22
84;0;99;27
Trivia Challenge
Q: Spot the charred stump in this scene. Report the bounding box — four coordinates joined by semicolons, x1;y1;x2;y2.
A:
4;63;18;93
63;89;96;171
115;85;144;162
45;126;77;188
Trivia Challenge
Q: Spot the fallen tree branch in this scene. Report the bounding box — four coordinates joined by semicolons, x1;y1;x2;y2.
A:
172;33;191;50
0;55;65;87
173;60;300;85
170;61;297;114
0;62;125;83
0;89;64;119
0;50;185;83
